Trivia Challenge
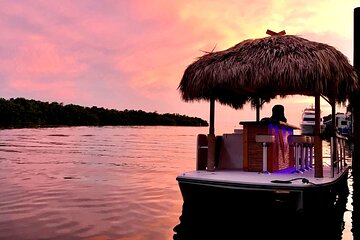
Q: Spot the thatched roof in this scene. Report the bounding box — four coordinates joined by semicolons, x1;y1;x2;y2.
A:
179;35;358;109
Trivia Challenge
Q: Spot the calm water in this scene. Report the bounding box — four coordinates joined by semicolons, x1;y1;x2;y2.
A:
0;126;355;239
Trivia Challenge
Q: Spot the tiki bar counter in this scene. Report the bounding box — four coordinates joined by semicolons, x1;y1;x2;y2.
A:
240;121;299;173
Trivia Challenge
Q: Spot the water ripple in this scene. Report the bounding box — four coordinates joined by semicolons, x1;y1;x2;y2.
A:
0;126;221;239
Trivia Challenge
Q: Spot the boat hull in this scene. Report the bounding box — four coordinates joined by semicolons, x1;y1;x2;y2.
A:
175;170;350;240
177;167;350;215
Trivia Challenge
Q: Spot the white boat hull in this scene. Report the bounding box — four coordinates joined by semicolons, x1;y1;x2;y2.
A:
177;166;350;213
174;167;350;239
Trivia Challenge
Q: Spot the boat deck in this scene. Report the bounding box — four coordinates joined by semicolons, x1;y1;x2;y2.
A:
177;165;350;190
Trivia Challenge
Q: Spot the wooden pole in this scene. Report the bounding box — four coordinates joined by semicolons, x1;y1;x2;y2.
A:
207;97;216;171
331;100;336;133
207;133;216;171
256;98;260;122
314;94;323;178
353;7;360;175
331;100;337;173
352;7;360;239
209;97;215;135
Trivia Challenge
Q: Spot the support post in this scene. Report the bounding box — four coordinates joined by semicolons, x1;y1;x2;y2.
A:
314;94;323;178
353;7;360;175
352;8;360;239
256;98;260;122
207;97;216;171
331;100;337;177
209;98;215;135
330;136;335;178
207;133;216;171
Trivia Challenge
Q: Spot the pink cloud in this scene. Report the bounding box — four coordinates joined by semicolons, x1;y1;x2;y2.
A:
0;0;356;130
7;77;88;104
13;35;86;75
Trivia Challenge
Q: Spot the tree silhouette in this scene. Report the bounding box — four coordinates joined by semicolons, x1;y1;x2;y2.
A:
0;98;208;128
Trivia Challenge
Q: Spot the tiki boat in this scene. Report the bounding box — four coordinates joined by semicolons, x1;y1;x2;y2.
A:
176;31;358;213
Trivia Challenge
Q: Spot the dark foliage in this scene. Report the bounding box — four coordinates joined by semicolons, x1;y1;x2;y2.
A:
0;98;208;128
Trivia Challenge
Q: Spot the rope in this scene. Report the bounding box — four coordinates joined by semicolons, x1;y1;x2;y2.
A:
270;177;320;185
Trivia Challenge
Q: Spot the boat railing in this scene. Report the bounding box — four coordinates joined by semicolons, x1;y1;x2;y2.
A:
330;134;349;178
197;131;350;177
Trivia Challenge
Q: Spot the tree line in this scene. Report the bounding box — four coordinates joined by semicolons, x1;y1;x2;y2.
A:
0;98;208;128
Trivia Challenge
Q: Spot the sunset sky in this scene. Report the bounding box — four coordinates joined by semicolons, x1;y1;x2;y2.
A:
1;0;359;133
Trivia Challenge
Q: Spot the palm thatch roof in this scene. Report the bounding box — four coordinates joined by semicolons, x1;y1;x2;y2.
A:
179;35;358;109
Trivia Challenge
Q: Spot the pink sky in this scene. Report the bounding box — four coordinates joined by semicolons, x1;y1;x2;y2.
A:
0;0;358;133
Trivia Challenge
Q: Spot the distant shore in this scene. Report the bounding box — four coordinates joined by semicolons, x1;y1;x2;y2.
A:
0;98;208;129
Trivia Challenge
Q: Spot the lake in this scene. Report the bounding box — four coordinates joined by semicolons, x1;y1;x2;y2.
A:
0;126;355;239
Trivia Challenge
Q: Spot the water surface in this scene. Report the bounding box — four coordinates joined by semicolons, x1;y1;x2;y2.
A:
0;126;354;239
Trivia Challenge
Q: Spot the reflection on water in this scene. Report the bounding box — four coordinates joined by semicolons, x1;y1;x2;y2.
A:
353;171;360;239
0;126;206;240
0;126;355;240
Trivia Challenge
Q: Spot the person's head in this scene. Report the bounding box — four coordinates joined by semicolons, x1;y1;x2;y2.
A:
271;104;287;122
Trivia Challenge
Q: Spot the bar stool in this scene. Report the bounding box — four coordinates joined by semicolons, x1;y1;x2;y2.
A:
288;135;307;174
304;136;314;170
255;134;275;174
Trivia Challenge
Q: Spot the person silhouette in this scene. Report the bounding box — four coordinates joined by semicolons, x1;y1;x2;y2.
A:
261;104;287;123
270;104;287;122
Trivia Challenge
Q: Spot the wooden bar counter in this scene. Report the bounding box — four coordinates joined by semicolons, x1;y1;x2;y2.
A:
240;121;299;172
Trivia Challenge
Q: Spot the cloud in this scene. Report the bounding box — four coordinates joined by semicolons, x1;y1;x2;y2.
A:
14;36;86;75
0;0;357;129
